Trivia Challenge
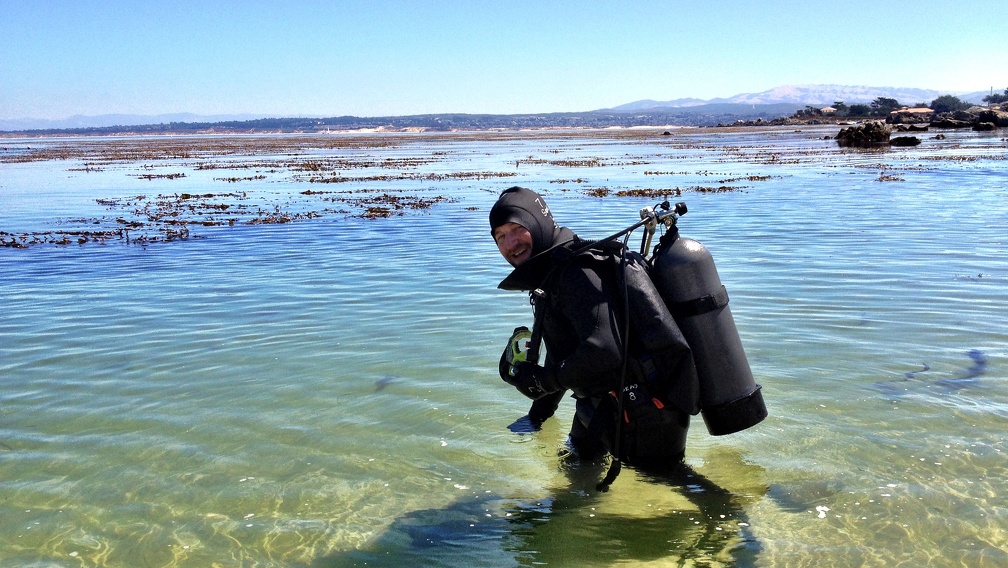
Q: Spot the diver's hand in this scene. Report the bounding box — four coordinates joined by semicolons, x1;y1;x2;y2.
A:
507;414;542;433
507;392;564;432
506;361;561;400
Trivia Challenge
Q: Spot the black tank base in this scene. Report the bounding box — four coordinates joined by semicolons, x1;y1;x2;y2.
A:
700;386;767;436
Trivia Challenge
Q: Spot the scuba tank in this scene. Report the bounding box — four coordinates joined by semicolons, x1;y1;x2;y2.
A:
512;200;764;490
647;203;767;436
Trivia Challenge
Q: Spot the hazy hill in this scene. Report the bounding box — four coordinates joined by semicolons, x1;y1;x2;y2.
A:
2;84;1001;133
606;84;994;112
0;113;269;132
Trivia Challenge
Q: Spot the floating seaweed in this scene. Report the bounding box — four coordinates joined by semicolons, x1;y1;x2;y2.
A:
719;175;772;183
5;128;1001;249
876;173;905;182
615;188;683;198
214;175;266;182
135;172;186;180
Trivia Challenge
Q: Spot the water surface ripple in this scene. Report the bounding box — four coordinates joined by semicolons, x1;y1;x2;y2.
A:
1;127;1006;567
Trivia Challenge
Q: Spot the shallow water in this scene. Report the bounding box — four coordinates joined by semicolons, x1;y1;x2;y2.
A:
1;126;1007;567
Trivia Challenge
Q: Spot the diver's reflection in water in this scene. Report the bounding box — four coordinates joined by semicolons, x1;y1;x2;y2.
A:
318;449;764;567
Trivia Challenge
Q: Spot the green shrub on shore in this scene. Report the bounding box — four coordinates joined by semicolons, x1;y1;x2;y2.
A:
930;95;970;113
983;89;1008;104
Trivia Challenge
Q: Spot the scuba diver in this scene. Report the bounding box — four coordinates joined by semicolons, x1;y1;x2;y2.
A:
489;186;699;480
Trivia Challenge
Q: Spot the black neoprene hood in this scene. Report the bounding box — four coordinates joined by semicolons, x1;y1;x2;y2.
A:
490;186;577;291
489;186;560;257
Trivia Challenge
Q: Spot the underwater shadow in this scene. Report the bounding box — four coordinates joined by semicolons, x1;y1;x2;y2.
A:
313;454;764;567
872;348;989;398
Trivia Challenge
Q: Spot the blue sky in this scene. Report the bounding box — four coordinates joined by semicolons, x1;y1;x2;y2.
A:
2;0;1005;120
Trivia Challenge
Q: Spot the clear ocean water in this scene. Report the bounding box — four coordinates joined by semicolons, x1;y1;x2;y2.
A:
1;126;1006;567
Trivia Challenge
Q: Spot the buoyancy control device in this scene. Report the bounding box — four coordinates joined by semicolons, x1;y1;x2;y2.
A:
509;200;764;491
646;203;767;435
567;200;766;437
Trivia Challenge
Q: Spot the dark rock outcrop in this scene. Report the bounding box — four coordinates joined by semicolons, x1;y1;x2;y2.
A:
977;109;1008;127
836;121;891;147
931;117;971;129
931;104;1008;129
890;136;921;146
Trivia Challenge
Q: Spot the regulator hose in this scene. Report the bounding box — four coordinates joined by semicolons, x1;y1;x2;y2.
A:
596;231;633;492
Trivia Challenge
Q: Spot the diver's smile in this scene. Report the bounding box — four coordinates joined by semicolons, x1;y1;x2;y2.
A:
493;222;534;267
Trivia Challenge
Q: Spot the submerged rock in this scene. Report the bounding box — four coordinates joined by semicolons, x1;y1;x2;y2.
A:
890;136;921;146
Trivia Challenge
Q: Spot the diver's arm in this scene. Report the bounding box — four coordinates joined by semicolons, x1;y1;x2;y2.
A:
528;390;565;423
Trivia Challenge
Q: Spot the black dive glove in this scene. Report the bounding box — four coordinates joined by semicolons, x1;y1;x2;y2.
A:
506;361;562;400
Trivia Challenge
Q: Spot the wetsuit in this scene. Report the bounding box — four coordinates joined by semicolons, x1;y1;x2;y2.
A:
491;186;691;465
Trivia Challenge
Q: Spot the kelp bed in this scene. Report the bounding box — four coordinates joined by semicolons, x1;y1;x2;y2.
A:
1;130;790;248
2;135;484;247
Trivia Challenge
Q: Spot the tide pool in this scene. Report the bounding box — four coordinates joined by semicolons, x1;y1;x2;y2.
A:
1;126;1006;566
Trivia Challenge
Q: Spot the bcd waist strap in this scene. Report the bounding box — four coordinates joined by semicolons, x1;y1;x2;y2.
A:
667;285;729;318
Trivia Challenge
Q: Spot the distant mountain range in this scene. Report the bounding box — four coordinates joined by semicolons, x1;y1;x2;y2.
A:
603;84;993;112
1;84;1000;133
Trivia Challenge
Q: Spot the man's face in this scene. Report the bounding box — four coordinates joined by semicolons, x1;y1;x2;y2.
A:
493;222;533;266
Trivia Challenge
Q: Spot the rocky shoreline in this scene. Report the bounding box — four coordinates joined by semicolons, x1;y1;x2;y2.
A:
728;102;1008;132
925;104;1008;130
727;101;1008;148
